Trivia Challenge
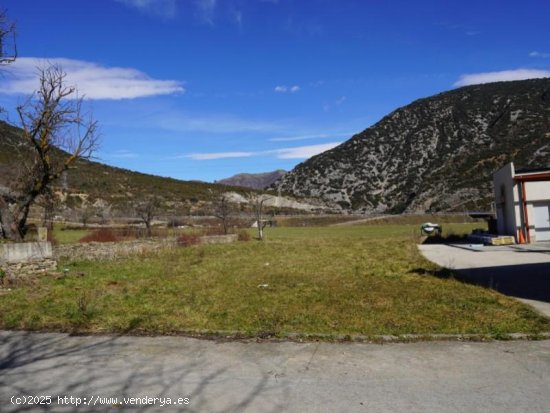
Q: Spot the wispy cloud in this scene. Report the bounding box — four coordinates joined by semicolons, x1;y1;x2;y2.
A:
529;51;550;58
274;85;300;93
454;69;550;87
187;151;254;160
1;57;184;100
269;133;331;142
103;149;140;159
114;0;177;19
269;132;355;142
195;0;217;25
186;142;342;161
273;142;341;159
156;112;280;134
323;95;347;112
232;9;243;29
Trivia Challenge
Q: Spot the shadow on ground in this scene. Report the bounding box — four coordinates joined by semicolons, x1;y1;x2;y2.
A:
421;234;470;244
0;331;280;412
412;262;550;303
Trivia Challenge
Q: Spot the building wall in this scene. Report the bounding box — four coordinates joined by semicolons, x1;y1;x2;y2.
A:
494;163;550;243
525;181;550;242
493;163;519;238
524;181;550;201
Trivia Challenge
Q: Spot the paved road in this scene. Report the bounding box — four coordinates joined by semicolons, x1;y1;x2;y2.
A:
419;244;550;317
1;331;550;412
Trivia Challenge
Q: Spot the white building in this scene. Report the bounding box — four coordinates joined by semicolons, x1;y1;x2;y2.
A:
493;162;550;243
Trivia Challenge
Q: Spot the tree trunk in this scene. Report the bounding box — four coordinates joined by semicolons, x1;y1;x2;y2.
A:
0;204;23;241
257;220;264;241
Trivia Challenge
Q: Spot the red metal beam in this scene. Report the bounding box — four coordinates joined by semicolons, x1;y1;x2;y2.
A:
514;173;550;182
519;180;531;243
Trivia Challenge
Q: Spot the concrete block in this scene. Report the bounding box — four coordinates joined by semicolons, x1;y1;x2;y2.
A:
0;242;53;263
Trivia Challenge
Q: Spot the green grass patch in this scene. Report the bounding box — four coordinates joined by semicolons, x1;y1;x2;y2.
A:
1;224;548;338
52;225;92;244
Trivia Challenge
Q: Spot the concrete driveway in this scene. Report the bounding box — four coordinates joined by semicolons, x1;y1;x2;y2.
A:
1;331;550;413
419;243;550;316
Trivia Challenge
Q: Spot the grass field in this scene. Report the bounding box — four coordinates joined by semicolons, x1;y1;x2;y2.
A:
1;223;548;338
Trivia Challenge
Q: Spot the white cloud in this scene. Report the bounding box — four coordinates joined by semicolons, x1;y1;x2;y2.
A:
454;69;550;87
529;51;550;58
272;142;341;159
114;0;177;19
270;133;330;142
269;132;356;142
1;57;184;100
187;151;255;160
186;142;342;161
274;85;300;93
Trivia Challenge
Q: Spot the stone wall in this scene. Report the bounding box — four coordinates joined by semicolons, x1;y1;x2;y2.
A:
199;234;238;245
54;238;176;261
54;234;238;261
2;259;58;278
0;241;57;278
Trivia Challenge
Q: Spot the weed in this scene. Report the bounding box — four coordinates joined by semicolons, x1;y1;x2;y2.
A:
69;289;100;326
237;229;252;241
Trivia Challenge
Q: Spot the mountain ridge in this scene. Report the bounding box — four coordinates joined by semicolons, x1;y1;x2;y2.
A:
218;170;286;190
273;78;550;213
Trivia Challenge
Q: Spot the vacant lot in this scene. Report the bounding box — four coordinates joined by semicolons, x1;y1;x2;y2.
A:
1;224;548;338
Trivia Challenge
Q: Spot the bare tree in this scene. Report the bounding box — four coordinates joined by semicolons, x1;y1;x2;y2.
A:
79;204;96;228
250;194;269;241
97;203;111;225
0;65;99;241
0;9;16;65
136;197;160;237
214;194;233;235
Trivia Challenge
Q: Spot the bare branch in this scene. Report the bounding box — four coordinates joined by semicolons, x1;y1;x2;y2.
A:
0;64;99;241
136;197;161;238
0;9;16;64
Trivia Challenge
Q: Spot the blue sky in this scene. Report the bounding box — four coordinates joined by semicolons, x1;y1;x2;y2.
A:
1;0;549;182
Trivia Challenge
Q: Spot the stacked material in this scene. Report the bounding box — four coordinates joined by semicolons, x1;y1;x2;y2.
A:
468;233;515;246
490;236;516;245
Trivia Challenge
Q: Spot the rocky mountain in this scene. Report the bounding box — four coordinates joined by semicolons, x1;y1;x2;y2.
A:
218;170;286;189
273;78;550;213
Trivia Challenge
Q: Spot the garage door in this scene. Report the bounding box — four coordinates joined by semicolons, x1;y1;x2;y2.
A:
533;203;550;241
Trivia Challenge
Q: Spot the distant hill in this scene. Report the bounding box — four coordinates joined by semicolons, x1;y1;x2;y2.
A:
273;78;550;213
0;121;254;218
218;170;286;189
